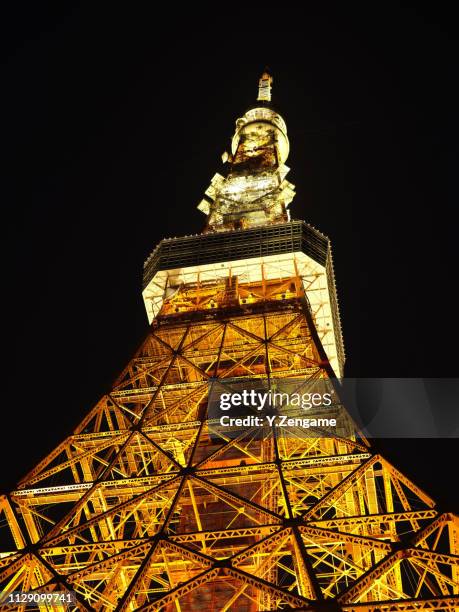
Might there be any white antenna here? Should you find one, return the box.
[257,71,272,102]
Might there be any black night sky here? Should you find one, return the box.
[2,6,458,509]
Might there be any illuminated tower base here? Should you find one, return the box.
[0,73,458,611]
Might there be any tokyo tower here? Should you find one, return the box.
[1,72,458,611]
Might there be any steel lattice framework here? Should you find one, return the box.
[0,72,458,611]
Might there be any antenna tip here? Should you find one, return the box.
[257,71,273,102]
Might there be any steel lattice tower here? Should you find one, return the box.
[1,73,458,611]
